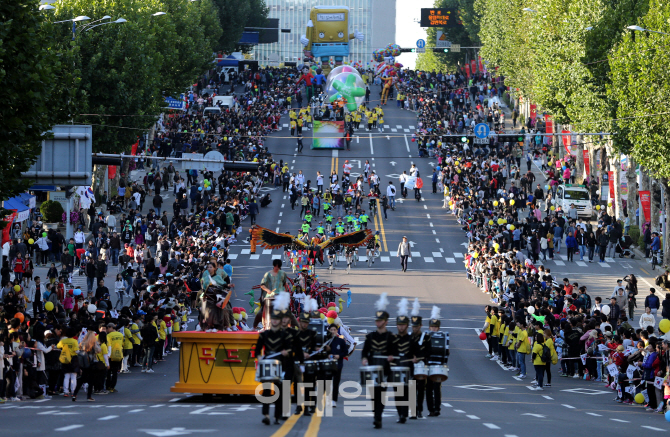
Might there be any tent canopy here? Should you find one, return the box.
[217,55,239,67]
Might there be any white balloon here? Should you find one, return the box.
[601,305,610,315]
[88,304,97,314]
[500,197,505,203]
[527,306,535,314]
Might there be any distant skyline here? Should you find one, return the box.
[395,0,435,69]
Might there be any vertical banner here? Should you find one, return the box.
[583,150,590,178]
[1,211,17,245]
[530,104,537,123]
[470,60,477,75]
[131,140,139,156]
[608,170,615,199]
[639,190,651,224]
[545,114,553,134]
[561,129,571,155]
[465,64,470,77]
[108,165,117,179]
[478,56,484,74]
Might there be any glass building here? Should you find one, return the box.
[253,0,396,66]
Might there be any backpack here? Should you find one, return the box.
[110,340,124,362]
[78,351,93,369]
[59,346,72,364]
[541,343,552,364]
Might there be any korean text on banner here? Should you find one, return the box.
[608,171,615,199]
[583,150,590,177]
[530,104,537,122]
[545,114,554,134]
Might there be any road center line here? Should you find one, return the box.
[404,134,410,152]
[369,134,374,155]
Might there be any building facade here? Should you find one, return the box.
[254,0,396,66]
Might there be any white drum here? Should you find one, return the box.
[428,364,449,382]
[413,361,428,380]
[388,366,410,386]
[360,365,384,387]
[256,359,282,383]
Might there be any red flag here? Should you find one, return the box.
[608,171,615,199]
[131,140,139,156]
[583,150,590,177]
[639,190,651,224]
[470,60,477,74]
[545,114,553,134]
[530,104,537,121]
[108,165,117,179]
[1,211,17,245]
[478,56,483,73]
[465,64,470,77]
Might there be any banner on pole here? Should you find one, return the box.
[639,190,651,224]
[583,150,590,178]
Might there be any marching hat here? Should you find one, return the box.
[411,298,422,326]
[375,293,390,321]
[299,311,311,322]
[429,305,441,328]
[396,297,409,325]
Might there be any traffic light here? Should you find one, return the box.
[444,49,449,52]
[411,48,416,53]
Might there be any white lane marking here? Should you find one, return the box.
[241,249,251,255]
[542,396,553,400]
[432,252,442,257]
[281,204,285,208]
[442,403,452,407]
[279,212,283,217]
[436,239,440,243]
[404,134,410,152]
[150,404,165,408]
[445,258,456,263]
[276,227,280,232]
[424,205,428,209]
[483,424,501,429]
[277,220,281,224]
[250,255,260,260]
[426,214,431,219]
[228,254,238,259]
[611,419,629,423]
[562,404,575,409]
[424,257,434,263]
[554,260,565,266]
[585,412,601,417]
[454,409,466,413]
[98,415,119,420]
[369,134,374,155]
[356,136,359,143]
[292,160,295,164]
[466,415,480,420]
[332,149,339,158]
[429,223,434,227]
[283,196,286,200]
[129,409,145,413]
[262,249,272,255]
[432,230,436,234]
[55,425,84,431]
[453,252,463,257]
[642,426,667,431]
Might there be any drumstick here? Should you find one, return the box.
[308,338,334,357]
[373,355,400,359]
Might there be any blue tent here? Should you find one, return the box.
[3,198,28,212]
[217,56,240,67]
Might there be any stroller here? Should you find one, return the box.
[260,193,272,207]
[615,235,635,258]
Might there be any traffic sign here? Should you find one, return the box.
[416,39,426,48]
[416,48,425,53]
[436,31,452,48]
[451,44,461,52]
[474,123,490,139]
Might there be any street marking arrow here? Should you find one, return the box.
[390,161,397,167]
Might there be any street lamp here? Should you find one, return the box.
[626,25,670,35]
[53,15,91,24]
[83,18,127,32]
[152,12,167,16]
[79,15,111,30]
[39,4,55,11]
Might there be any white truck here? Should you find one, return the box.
[555,184,594,218]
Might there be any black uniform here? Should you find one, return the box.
[361,330,396,426]
[282,325,298,406]
[410,330,430,418]
[255,328,291,421]
[393,332,413,421]
[295,326,317,413]
[426,329,449,416]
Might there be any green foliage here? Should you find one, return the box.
[50,0,223,154]
[610,0,670,179]
[0,0,74,205]
[628,224,640,244]
[40,200,65,223]
[422,0,480,71]
[212,0,268,53]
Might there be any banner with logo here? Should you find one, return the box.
[108,165,117,179]
[470,60,477,75]
[545,114,553,134]
[639,190,651,224]
[583,150,590,178]
[464,64,470,77]
[608,171,614,199]
[530,104,537,122]
[478,56,484,74]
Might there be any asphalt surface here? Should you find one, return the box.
[12,87,670,436]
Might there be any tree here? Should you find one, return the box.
[609,0,670,264]
[0,0,75,224]
[212,0,268,53]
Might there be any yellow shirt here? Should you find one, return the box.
[107,331,124,352]
[123,327,133,349]
[131,323,140,345]
[173,320,180,333]
[517,329,531,354]
[298,118,304,127]
[509,326,519,350]
[501,325,509,345]
[57,337,79,356]
[97,343,108,364]
[484,316,491,334]
[290,120,297,128]
[532,342,546,365]
[159,320,167,340]
[490,315,499,337]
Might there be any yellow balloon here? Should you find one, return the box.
[550,206,555,211]
[28,239,34,245]
[634,393,645,404]
[14,285,20,292]
[455,161,460,166]
[493,201,499,206]
[659,319,670,334]
[510,200,515,206]
[489,220,494,225]
[497,219,504,225]
[607,202,612,207]
[596,205,601,210]
[457,169,461,173]
[510,225,516,231]
[45,301,54,312]
[473,252,479,259]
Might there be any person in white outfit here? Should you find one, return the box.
[639,306,656,330]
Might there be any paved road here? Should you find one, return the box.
[13,92,670,436]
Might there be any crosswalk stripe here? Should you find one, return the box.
[445,258,456,263]
[424,257,434,263]
[250,255,260,260]
[575,261,587,267]
[432,252,442,257]
[391,128,397,132]
[241,249,251,255]
[380,256,390,262]
[554,260,565,266]
[404,129,410,132]
[228,254,238,260]
[453,252,463,258]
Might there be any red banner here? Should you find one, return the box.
[465,64,470,77]
[530,104,537,121]
[470,60,477,75]
[131,140,139,156]
[608,171,614,199]
[108,165,117,179]
[561,130,571,154]
[478,56,484,74]
[1,211,17,246]
[545,114,553,134]
[639,190,651,224]
[583,150,590,177]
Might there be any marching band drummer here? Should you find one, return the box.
[409,298,429,420]
[361,293,396,429]
[426,306,446,417]
[254,299,292,425]
[324,323,348,408]
[295,303,317,416]
[393,298,412,424]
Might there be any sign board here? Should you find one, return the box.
[436,31,452,48]
[451,44,460,52]
[416,48,426,53]
[202,151,225,172]
[180,153,204,171]
[48,191,69,213]
[22,125,93,186]
[165,95,185,111]
[474,123,490,139]
[416,39,426,48]
[420,8,461,27]
[473,138,489,145]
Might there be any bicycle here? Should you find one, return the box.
[369,201,377,218]
[651,250,661,270]
[345,249,357,274]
